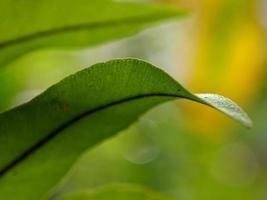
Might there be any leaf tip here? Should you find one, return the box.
[195,93,253,129]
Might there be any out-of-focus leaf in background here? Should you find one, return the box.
[59,183,175,200]
[0,0,185,68]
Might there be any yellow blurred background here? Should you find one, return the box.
[160,0,266,138]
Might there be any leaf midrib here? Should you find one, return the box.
[0,93,181,177]
[0,13,177,49]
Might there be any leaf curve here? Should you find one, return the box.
[0,58,251,199]
[58,183,175,200]
[0,0,185,67]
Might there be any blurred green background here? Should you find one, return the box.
[0,0,267,199]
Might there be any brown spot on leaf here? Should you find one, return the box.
[56,102,70,112]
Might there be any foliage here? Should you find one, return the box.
[0,0,252,199]
[59,183,175,200]
[0,0,184,67]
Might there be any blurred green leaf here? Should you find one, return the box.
[0,0,185,67]
[59,183,175,200]
[0,58,251,199]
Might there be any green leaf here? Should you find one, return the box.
[0,58,252,200]
[0,0,185,67]
[59,183,175,200]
